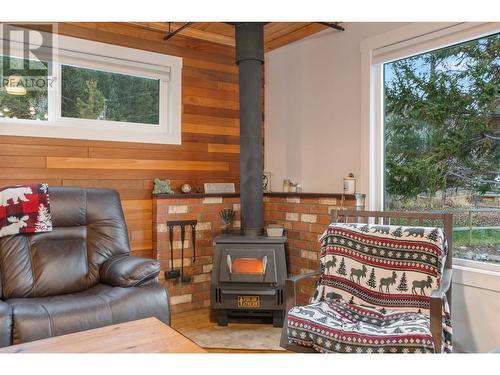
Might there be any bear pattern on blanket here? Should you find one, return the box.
[0,187,33,207]
[0,183,52,238]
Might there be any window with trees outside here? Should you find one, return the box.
[61,65,160,125]
[383,32,499,264]
[0,31,182,144]
[1,58,161,125]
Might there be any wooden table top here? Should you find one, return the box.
[0,317,206,353]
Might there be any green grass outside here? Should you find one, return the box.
[453,228,500,247]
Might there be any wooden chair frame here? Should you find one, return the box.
[280,209,453,353]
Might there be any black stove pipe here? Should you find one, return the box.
[234,23,265,237]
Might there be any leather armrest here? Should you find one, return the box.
[100,254,161,287]
[0,300,12,348]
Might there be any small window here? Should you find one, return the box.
[1,55,48,121]
[61,65,160,125]
[0,27,182,144]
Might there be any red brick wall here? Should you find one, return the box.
[153,194,358,313]
[153,196,240,314]
[263,195,357,304]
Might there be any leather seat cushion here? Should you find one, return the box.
[287,300,435,353]
[6,283,170,345]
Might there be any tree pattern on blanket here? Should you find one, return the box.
[397,272,409,293]
[290,223,452,353]
[313,223,446,309]
[366,268,376,289]
[336,257,347,276]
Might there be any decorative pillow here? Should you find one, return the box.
[0,183,52,238]
[313,223,447,312]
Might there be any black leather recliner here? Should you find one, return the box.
[0,187,170,347]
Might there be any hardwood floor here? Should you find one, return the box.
[203,347,287,354]
[171,308,288,353]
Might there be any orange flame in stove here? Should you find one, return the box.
[232,258,264,274]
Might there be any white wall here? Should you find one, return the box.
[264,22,407,193]
[452,263,500,353]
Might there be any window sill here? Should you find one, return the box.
[452,259,500,292]
[453,258,500,273]
[0,119,181,145]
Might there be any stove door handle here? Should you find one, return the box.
[262,256,268,274]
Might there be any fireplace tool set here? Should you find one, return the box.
[165,220,197,283]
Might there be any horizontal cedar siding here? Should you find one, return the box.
[0,22,241,256]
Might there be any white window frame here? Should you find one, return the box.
[0,29,182,145]
[360,22,500,272]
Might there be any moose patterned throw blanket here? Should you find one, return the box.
[287,223,452,353]
[0,184,52,238]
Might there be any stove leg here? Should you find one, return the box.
[273,310,284,327]
[217,310,229,326]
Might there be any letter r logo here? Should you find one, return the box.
[0,23,55,72]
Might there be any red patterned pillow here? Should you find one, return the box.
[313,223,447,312]
[0,184,52,238]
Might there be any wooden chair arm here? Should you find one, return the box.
[284,271,321,312]
[280,271,321,351]
[430,268,452,353]
[286,271,322,283]
[430,268,452,300]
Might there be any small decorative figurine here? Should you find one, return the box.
[283,179,291,193]
[262,172,271,192]
[181,183,192,194]
[152,178,174,195]
[343,173,356,194]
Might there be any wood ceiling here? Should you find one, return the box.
[126,22,341,51]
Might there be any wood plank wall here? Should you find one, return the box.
[0,23,241,258]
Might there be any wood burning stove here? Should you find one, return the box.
[211,23,287,327]
[211,234,287,326]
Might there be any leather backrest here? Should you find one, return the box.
[0,187,130,298]
[314,223,447,313]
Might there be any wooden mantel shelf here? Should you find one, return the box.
[265,192,365,199]
[153,192,365,199]
[153,192,240,199]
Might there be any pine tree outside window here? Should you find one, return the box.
[61,65,160,125]
[383,32,499,265]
